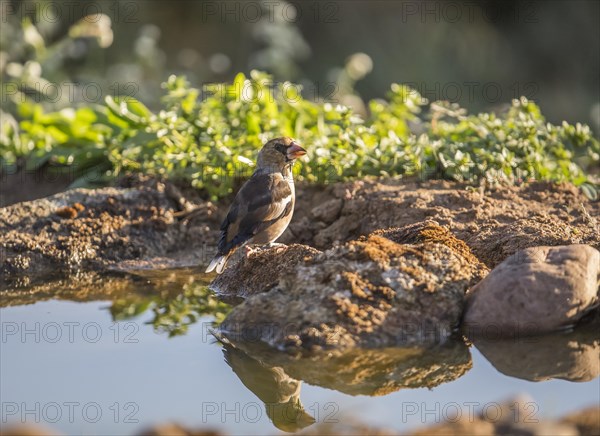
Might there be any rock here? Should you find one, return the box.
[409,418,495,436]
[301,421,399,435]
[5,177,599,289]
[208,244,321,299]
[310,198,343,224]
[408,396,596,436]
[495,421,579,436]
[284,180,600,268]
[477,394,579,436]
[0,268,212,309]
[222,338,471,397]
[487,395,579,435]
[374,220,488,286]
[463,245,600,336]
[220,225,484,350]
[482,393,536,423]
[210,221,487,300]
[0,271,141,307]
[128,405,600,436]
[472,319,600,382]
[0,424,61,436]
[136,424,222,436]
[559,407,600,435]
[0,164,74,207]
[0,182,218,289]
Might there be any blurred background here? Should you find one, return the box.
[1,0,599,132]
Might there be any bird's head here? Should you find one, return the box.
[257,137,306,172]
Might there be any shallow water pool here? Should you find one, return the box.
[1,270,598,435]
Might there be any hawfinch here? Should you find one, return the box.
[206,137,307,274]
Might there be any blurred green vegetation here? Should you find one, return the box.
[1,2,599,199]
[2,69,599,198]
[4,0,598,126]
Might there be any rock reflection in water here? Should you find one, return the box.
[222,337,471,411]
[0,271,150,308]
[0,270,231,338]
[472,319,600,382]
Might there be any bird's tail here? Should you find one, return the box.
[205,253,232,274]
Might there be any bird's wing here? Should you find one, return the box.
[217,172,292,254]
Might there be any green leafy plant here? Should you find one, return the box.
[2,70,599,199]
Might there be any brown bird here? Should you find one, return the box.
[205,137,306,273]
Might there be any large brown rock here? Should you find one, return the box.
[463,245,600,336]
[220,224,485,350]
[282,180,600,268]
[374,221,488,288]
[0,181,218,289]
[411,394,584,436]
[559,407,600,436]
[208,244,321,299]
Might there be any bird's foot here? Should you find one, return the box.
[244,245,259,257]
[267,242,287,253]
[244,243,287,257]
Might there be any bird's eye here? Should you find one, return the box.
[274,143,287,154]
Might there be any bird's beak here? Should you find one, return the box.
[287,142,306,160]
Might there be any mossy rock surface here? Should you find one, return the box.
[220,225,484,350]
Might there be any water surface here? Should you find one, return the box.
[1,270,598,435]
